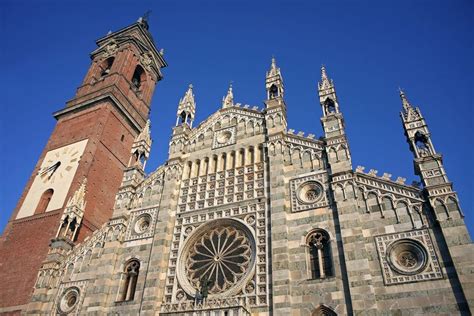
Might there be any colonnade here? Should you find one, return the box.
[183,146,264,179]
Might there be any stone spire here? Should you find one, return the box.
[176,84,196,127]
[318,65,333,90]
[399,88,413,113]
[267,57,280,77]
[135,119,152,145]
[222,83,234,108]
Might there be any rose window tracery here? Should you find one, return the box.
[297,181,323,204]
[58,287,80,314]
[177,218,256,298]
[186,226,251,294]
[387,239,428,275]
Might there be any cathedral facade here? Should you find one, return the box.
[1,18,473,315]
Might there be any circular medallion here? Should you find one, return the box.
[296,181,323,204]
[134,214,152,235]
[386,239,428,275]
[216,131,232,144]
[177,218,255,298]
[58,287,80,314]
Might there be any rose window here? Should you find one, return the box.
[387,239,428,275]
[58,287,80,314]
[297,181,323,204]
[216,131,232,144]
[134,214,152,235]
[186,226,251,294]
[177,219,256,297]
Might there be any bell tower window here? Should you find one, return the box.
[269,84,279,99]
[35,189,54,214]
[100,57,114,77]
[131,65,145,91]
[414,131,428,150]
[325,98,336,114]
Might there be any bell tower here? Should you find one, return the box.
[0,17,167,314]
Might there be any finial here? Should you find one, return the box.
[321,65,328,80]
[222,82,234,108]
[399,87,412,112]
[138,10,151,29]
[66,178,87,209]
[271,56,276,69]
[189,83,193,89]
[143,10,152,21]
[318,64,333,90]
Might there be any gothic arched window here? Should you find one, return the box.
[324,98,336,114]
[35,189,54,214]
[414,131,429,153]
[307,229,333,279]
[100,57,114,77]
[131,65,145,90]
[120,259,140,301]
[269,84,279,99]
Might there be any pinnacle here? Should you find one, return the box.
[399,88,412,111]
[321,65,328,80]
[222,82,234,108]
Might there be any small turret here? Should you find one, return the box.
[129,119,152,170]
[318,66,340,116]
[265,57,284,100]
[176,84,196,127]
[55,178,87,242]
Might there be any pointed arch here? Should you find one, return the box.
[446,196,459,213]
[382,196,399,223]
[366,192,380,213]
[337,144,348,161]
[434,199,450,220]
[268,115,275,128]
[328,147,337,162]
[334,184,345,200]
[324,98,336,115]
[396,201,410,223]
[412,205,424,228]
[344,182,355,199]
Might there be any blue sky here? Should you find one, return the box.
[0,0,472,235]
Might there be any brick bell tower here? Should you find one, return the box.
[0,17,166,314]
